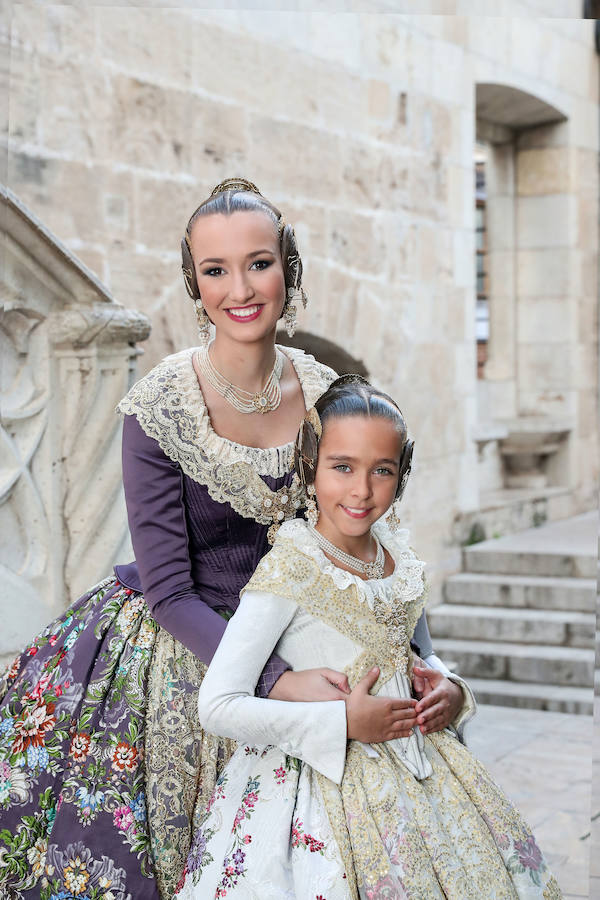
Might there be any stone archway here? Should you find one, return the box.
[473,83,576,496]
[276,329,369,378]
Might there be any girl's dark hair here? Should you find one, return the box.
[181,187,302,300]
[294,375,414,501]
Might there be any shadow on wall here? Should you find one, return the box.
[276,329,369,378]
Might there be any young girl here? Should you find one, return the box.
[176,376,561,900]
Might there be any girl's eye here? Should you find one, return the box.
[250,259,272,271]
[334,464,351,473]
[374,467,394,476]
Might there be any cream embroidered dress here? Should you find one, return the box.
[176,519,562,900]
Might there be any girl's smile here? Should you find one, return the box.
[313,416,403,561]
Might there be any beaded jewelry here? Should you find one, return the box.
[197,343,285,414]
[309,525,386,580]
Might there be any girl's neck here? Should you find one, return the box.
[209,329,278,392]
[314,520,377,561]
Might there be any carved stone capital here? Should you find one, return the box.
[49,304,151,348]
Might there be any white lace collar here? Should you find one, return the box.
[117,345,336,479]
[276,518,425,608]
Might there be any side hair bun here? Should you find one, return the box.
[294,414,321,487]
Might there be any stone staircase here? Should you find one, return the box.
[429,512,597,715]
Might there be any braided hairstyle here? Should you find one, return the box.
[294,375,414,502]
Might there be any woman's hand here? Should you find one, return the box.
[346,667,417,742]
[411,656,433,699]
[268,668,351,702]
[413,666,463,735]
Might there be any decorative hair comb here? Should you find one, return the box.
[210,177,261,197]
[304,407,322,438]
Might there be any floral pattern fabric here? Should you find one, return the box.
[0,578,233,900]
[176,747,349,900]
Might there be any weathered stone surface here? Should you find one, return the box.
[444,572,596,612]
[516,147,573,196]
[429,604,594,647]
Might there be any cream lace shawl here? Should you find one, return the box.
[117,346,336,531]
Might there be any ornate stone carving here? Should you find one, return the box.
[0,185,150,662]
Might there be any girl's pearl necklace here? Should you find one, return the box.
[197,343,284,414]
[309,526,385,579]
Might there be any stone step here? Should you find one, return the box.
[444,572,596,613]
[434,638,594,687]
[466,678,593,715]
[429,604,594,648]
[461,512,597,578]
[463,544,595,578]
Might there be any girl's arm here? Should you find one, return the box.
[197,589,348,785]
[121,413,289,696]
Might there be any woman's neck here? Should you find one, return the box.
[209,330,278,392]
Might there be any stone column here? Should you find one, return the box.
[1,186,150,663]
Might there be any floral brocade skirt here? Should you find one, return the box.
[0,577,235,900]
[176,734,563,900]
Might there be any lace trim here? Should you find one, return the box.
[275,519,425,611]
[116,346,336,529]
[244,525,427,676]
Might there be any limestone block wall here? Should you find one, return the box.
[3,4,597,600]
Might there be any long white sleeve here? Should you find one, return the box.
[197,589,348,785]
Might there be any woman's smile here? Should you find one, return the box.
[225,304,264,322]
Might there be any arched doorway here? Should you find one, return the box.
[276,329,369,378]
[473,83,573,497]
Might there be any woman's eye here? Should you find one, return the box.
[203,266,224,277]
[250,259,272,271]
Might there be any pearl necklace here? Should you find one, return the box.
[309,526,385,579]
[197,344,284,414]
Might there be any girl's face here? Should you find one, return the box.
[313,416,402,543]
[189,210,286,343]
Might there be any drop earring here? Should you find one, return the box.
[283,293,298,337]
[195,298,211,345]
[305,483,319,528]
[386,501,402,533]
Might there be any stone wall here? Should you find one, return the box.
[3,3,597,600]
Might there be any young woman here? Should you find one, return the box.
[0,181,456,900]
[176,377,561,900]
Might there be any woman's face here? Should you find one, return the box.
[313,415,402,545]
[189,210,286,343]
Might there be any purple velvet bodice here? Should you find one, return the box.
[116,413,291,696]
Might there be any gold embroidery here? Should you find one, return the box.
[144,629,236,899]
[244,526,426,678]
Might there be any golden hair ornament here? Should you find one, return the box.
[210,177,261,197]
[304,407,322,438]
